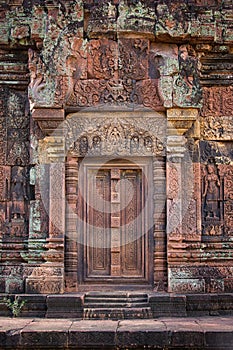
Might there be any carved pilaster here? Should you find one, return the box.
[167,135,185,240]
[166,108,200,292]
[65,156,79,292]
[153,156,167,291]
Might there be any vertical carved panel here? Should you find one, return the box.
[200,141,233,239]
[49,163,65,238]
[167,162,182,238]
[121,170,143,277]
[0,166,10,201]
[87,169,111,276]
[218,164,233,237]
[0,87,6,165]
[6,90,29,166]
[110,168,121,276]
[182,162,202,242]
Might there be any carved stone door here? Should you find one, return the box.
[79,160,152,286]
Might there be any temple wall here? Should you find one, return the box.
[0,0,232,294]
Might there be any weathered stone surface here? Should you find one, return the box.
[116,319,168,347]
[117,0,156,35]
[21,319,72,348]
[0,316,233,349]
[0,0,232,297]
[69,320,118,347]
[46,294,83,318]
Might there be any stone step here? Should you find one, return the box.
[84,302,149,308]
[83,307,153,320]
[83,292,151,319]
[84,296,148,303]
[85,292,148,298]
[85,292,148,303]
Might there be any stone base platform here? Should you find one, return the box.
[0,316,233,349]
[1,293,233,319]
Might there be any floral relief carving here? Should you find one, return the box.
[201,115,233,140]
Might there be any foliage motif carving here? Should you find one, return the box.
[201,115,233,140]
[201,86,233,117]
[218,164,233,236]
[167,165,179,200]
[26,279,63,294]
[6,91,29,166]
[67,78,144,107]
[167,164,182,238]
[135,79,164,110]
[0,166,10,201]
[182,199,197,237]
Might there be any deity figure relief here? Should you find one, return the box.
[79,136,88,156]
[144,136,153,152]
[130,135,139,154]
[109,127,120,146]
[92,136,101,153]
[11,166,28,219]
[203,164,220,220]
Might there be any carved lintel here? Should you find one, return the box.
[65,113,166,158]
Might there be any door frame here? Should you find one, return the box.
[77,157,154,288]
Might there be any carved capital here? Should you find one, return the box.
[39,136,65,164]
[32,108,65,136]
[167,135,186,161]
[167,108,199,137]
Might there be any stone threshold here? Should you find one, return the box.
[0,316,233,349]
